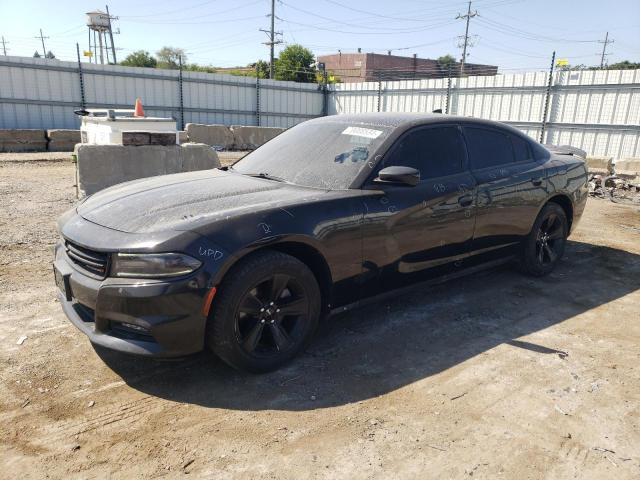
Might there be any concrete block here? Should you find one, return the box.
[586,156,614,174]
[185,123,234,149]
[122,131,151,146]
[178,130,188,144]
[614,159,640,178]
[75,143,220,197]
[230,126,284,150]
[181,143,222,171]
[122,131,177,146]
[0,129,47,152]
[149,132,177,146]
[47,129,81,143]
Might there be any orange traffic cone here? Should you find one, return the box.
[133,98,145,117]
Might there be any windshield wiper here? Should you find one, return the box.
[242,172,287,183]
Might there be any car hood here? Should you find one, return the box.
[77,169,321,233]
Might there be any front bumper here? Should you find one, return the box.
[54,242,211,357]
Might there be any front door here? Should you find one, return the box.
[360,124,477,298]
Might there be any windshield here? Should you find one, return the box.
[232,120,393,189]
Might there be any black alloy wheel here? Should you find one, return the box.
[207,250,321,373]
[519,202,568,276]
[535,211,565,266]
[236,274,309,357]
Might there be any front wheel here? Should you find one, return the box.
[207,250,321,373]
[518,202,568,276]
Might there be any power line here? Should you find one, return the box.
[281,17,457,36]
[320,0,458,23]
[476,16,600,43]
[280,0,455,33]
[598,31,614,68]
[456,1,478,74]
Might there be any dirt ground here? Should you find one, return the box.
[1,158,639,479]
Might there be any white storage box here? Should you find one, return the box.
[79,109,178,145]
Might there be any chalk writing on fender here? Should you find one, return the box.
[198,247,223,260]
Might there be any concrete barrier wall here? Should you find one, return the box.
[230,126,284,150]
[0,129,47,152]
[185,124,285,150]
[0,125,286,152]
[185,123,234,149]
[586,156,613,173]
[75,143,220,197]
[47,129,81,152]
[615,159,640,178]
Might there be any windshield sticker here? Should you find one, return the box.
[341,126,383,139]
[334,146,369,164]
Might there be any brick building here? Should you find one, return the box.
[318,51,497,83]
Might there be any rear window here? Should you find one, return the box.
[511,135,533,162]
[464,127,515,169]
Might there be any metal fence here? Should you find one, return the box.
[329,68,640,160]
[0,55,324,130]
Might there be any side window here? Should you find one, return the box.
[383,126,465,179]
[464,127,515,169]
[511,135,533,162]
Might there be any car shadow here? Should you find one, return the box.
[95,240,640,411]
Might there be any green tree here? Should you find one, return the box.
[121,50,157,68]
[274,44,316,83]
[184,63,217,73]
[251,60,270,79]
[156,47,186,69]
[607,60,640,70]
[45,51,56,59]
[437,54,456,68]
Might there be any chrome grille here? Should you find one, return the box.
[65,241,109,278]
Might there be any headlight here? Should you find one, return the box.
[111,253,202,278]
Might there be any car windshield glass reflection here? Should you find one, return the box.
[232,121,392,189]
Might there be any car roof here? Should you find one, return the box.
[304,112,533,142]
[307,112,519,132]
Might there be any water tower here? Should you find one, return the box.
[86,7,117,64]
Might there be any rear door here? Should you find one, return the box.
[462,125,548,256]
[360,124,477,297]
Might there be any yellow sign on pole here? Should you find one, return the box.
[83,50,93,57]
[556,59,569,66]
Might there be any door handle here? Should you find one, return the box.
[531,178,543,186]
[458,195,473,207]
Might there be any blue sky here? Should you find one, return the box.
[1,0,639,71]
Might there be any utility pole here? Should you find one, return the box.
[35,28,49,57]
[106,5,117,63]
[456,1,478,75]
[260,0,282,79]
[1,36,8,56]
[598,31,614,68]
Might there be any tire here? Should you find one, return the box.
[207,250,321,373]
[518,202,568,276]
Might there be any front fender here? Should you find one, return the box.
[206,233,328,289]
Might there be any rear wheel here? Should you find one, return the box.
[207,250,321,373]
[518,202,568,276]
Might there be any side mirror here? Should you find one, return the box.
[375,166,420,186]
